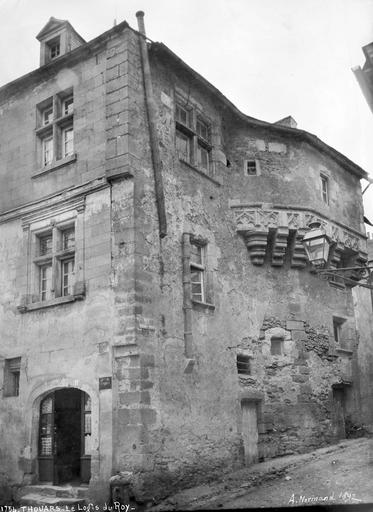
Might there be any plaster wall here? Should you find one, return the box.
[0,187,115,502]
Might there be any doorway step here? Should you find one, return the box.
[15,484,88,507]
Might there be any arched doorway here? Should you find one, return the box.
[38,388,91,485]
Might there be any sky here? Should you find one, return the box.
[1,0,373,230]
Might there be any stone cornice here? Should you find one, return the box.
[0,177,110,225]
[231,203,368,274]
[231,203,367,252]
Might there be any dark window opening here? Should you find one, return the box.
[48,38,61,60]
[3,357,21,397]
[246,160,257,175]
[237,354,251,375]
[333,317,346,344]
[270,337,283,355]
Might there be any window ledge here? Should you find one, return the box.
[179,159,221,186]
[32,153,77,178]
[192,300,215,311]
[17,293,85,313]
[329,280,346,290]
[335,347,353,356]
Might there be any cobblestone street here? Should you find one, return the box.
[151,438,373,510]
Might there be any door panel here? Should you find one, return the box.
[54,388,81,484]
[38,393,55,482]
[241,401,259,465]
[333,387,346,440]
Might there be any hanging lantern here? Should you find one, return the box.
[302,222,331,268]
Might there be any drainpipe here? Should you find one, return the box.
[136,11,167,238]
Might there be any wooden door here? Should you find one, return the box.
[333,387,346,439]
[54,388,81,484]
[241,401,259,465]
[38,389,88,484]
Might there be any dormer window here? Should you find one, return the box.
[48,37,61,60]
[36,17,86,67]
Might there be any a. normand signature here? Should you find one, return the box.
[289,491,362,506]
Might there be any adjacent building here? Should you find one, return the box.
[0,13,372,505]
[353,41,373,113]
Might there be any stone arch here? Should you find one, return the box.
[23,377,99,485]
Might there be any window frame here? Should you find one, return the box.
[333,317,346,344]
[190,242,206,303]
[3,357,21,398]
[175,99,212,174]
[237,354,251,375]
[42,136,54,167]
[36,90,75,171]
[270,337,284,356]
[320,174,329,204]
[47,37,61,60]
[62,125,74,158]
[246,160,257,176]
[34,222,76,303]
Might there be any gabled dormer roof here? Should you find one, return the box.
[36,17,86,67]
[36,17,85,44]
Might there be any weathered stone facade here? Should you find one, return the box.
[0,14,372,505]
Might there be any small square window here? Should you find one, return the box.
[237,354,251,375]
[271,337,283,355]
[246,160,257,175]
[3,358,21,397]
[321,174,329,204]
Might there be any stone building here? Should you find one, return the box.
[0,13,372,505]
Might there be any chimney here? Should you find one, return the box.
[274,116,298,129]
[136,11,146,36]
